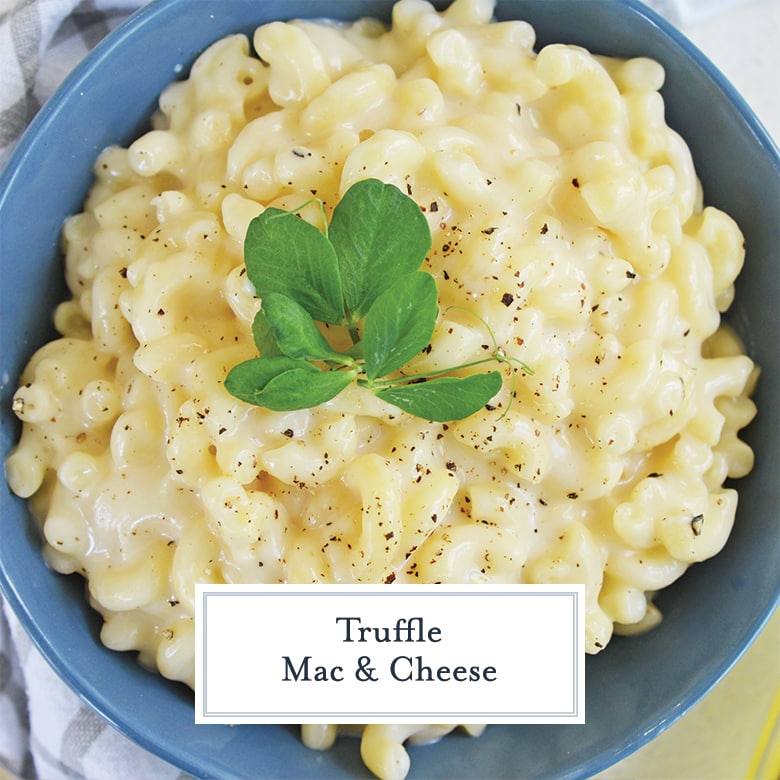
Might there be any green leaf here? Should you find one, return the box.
[226,180,527,423]
[262,293,353,364]
[252,309,284,357]
[225,356,353,411]
[329,178,431,319]
[375,371,503,422]
[224,356,318,404]
[251,367,355,411]
[362,271,438,381]
[346,341,364,360]
[245,208,345,324]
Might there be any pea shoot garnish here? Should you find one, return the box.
[225,178,529,422]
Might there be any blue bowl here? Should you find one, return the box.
[1,1,778,778]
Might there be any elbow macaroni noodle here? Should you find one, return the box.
[5,0,757,776]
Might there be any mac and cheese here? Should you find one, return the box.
[6,0,757,777]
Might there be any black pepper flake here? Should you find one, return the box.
[567,492,579,499]
[626,270,637,279]
[647,472,663,478]
[690,514,704,536]
[430,201,439,212]
[571,177,580,188]
[282,428,294,438]
[482,226,497,235]
[445,460,457,471]
[540,223,549,235]
[501,292,514,306]
[384,572,396,584]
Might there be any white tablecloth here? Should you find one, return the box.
[0,1,776,778]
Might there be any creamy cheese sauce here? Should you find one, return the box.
[6,0,756,777]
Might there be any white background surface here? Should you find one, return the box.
[680,0,778,142]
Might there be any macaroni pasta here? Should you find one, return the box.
[5,0,757,777]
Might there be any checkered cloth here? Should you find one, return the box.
[0,0,751,778]
[1,0,142,168]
